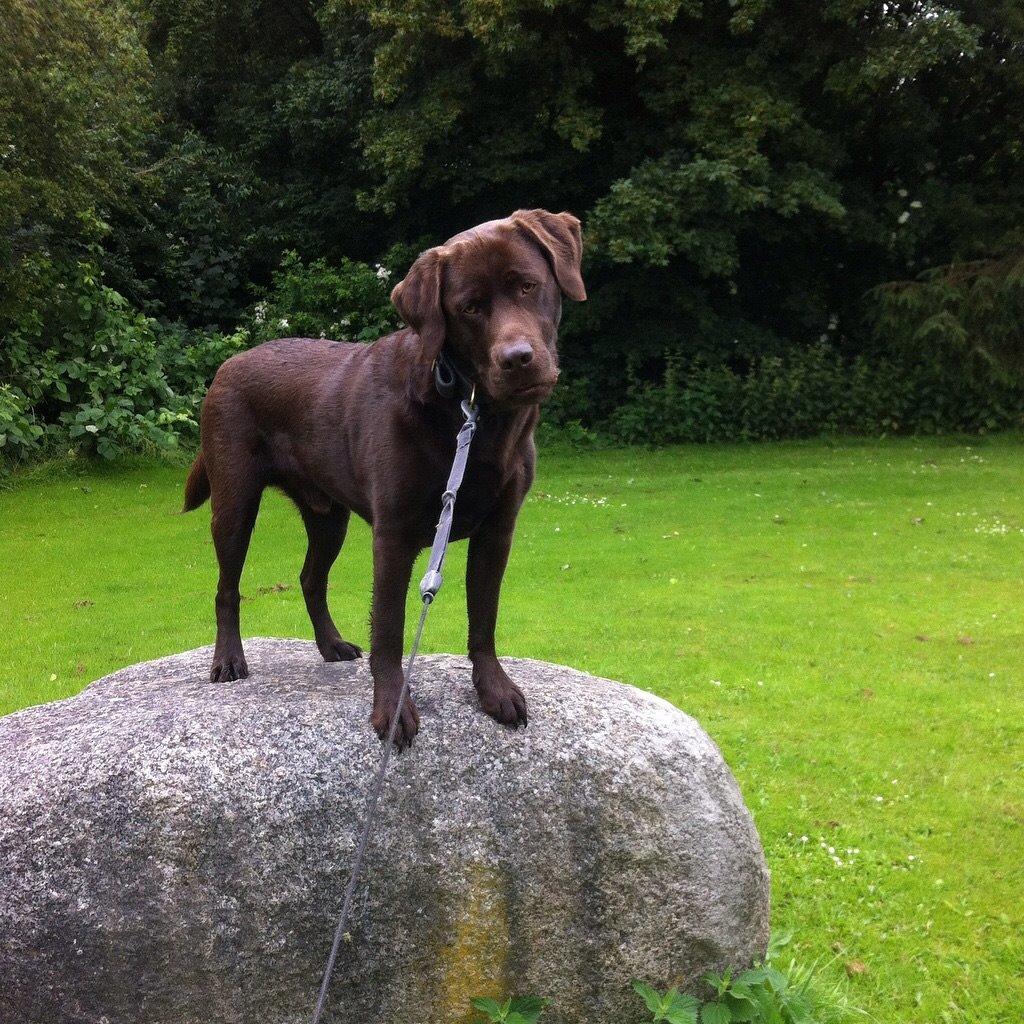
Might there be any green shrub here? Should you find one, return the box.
[0,383,44,461]
[105,131,263,329]
[469,933,859,1024]
[470,996,546,1024]
[598,343,1024,445]
[0,253,250,461]
[247,249,401,343]
[868,252,1024,384]
[633,933,859,1024]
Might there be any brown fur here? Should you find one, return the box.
[183,209,586,746]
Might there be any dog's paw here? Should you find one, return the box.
[210,651,248,683]
[475,672,528,729]
[371,695,420,750]
[318,636,362,662]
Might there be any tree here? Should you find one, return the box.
[0,0,152,317]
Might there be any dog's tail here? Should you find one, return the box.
[182,450,211,512]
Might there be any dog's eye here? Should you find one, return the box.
[521,282,537,294]
[462,303,479,316]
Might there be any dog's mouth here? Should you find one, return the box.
[505,378,558,404]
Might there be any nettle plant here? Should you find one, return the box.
[631,961,818,1024]
[470,995,547,1024]
[470,934,852,1024]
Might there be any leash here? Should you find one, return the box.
[311,391,479,1023]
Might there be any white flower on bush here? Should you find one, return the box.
[375,264,391,281]
[278,317,290,330]
[897,211,911,224]
[253,301,267,324]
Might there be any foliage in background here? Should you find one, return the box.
[0,249,251,463]
[4,0,1024,461]
[104,131,265,328]
[245,243,421,343]
[0,0,151,319]
[595,343,1024,446]
[868,251,1024,383]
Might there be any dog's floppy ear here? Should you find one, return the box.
[512,209,586,302]
[391,247,447,363]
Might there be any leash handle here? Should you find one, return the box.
[420,400,478,600]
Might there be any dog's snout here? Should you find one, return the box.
[498,340,535,370]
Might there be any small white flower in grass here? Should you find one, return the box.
[800,835,809,843]
[874,795,885,803]
[711,679,722,686]
[898,211,911,224]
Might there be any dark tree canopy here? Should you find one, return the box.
[2,0,1023,458]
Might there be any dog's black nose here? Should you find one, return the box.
[499,341,535,370]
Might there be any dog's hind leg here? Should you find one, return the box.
[209,475,263,682]
[299,504,362,662]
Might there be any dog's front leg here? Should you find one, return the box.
[466,490,529,729]
[369,525,420,748]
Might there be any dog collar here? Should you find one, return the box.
[433,348,478,405]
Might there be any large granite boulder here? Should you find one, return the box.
[0,638,769,1024]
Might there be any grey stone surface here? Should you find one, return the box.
[0,638,769,1024]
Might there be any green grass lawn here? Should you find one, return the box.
[2,436,1022,1022]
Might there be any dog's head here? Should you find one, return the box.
[391,209,586,406]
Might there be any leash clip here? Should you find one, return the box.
[461,385,478,422]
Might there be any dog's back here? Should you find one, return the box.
[182,337,370,513]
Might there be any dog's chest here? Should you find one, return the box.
[450,457,507,529]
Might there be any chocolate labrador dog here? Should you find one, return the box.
[183,209,585,746]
